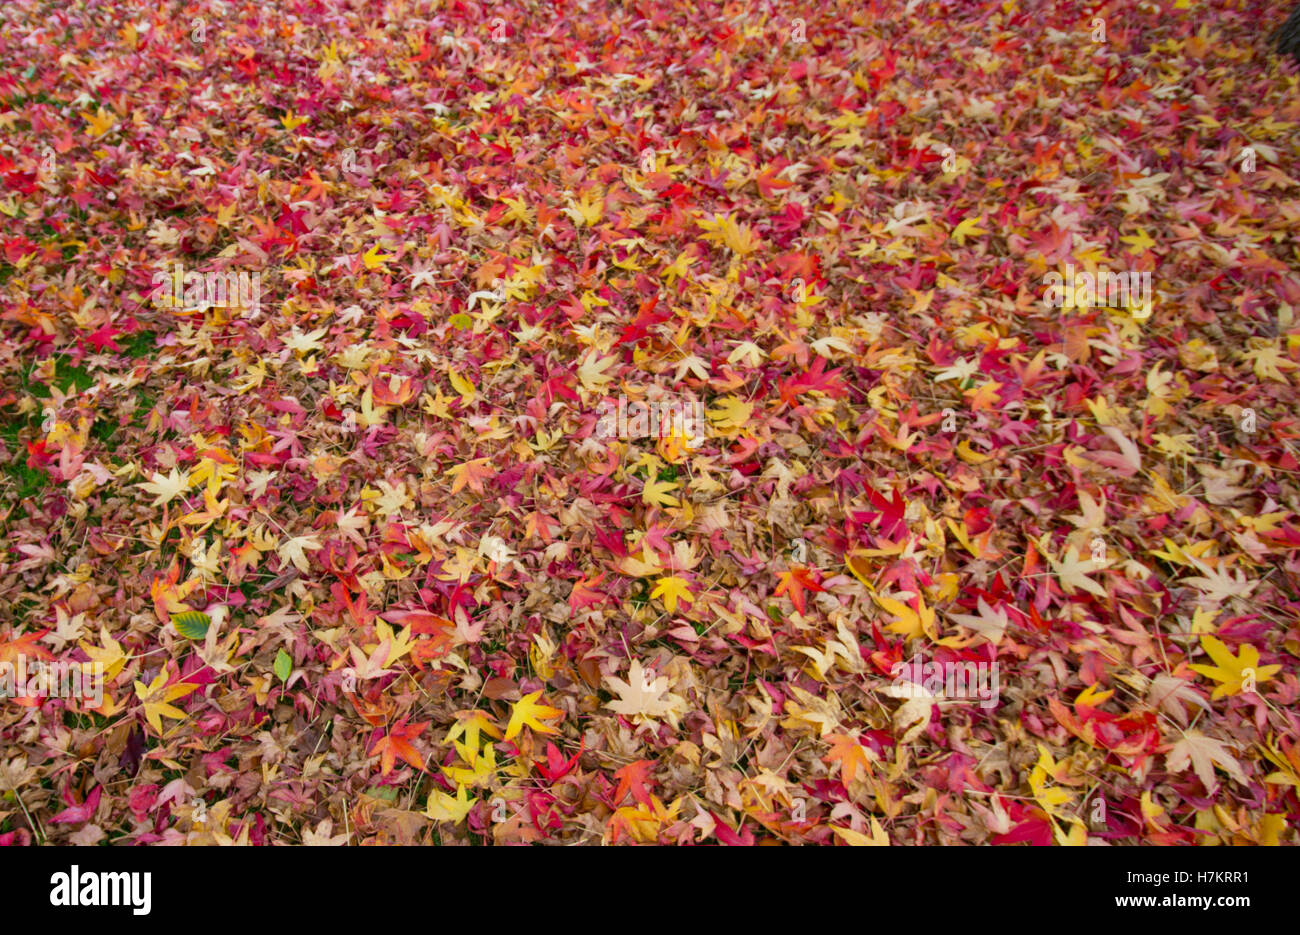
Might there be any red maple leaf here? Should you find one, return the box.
[537,740,585,783]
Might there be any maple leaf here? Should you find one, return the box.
[302,819,351,845]
[0,628,53,669]
[641,475,680,508]
[649,575,692,613]
[577,350,617,391]
[81,107,116,137]
[504,690,563,741]
[830,817,890,846]
[1050,545,1108,598]
[872,590,936,642]
[444,710,503,763]
[728,341,766,368]
[1064,489,1107,532]
[933,357,980,383]
[604,660,681,724]
[612,759,655,807]
[1188,635,1279,700]
[1120,228,1156,253]
[448,370,476,404]
[282,326,327,355]
[774,566,825,615]
[1181,564,1258,605]
[51,785,102,825]
[136,467,192,506]
[661,251,697,284]
[824,734,875,788]
[425,784,476,823]
[278,534,321,574]
[946,597,1011,645]
[792,643,836,680]
[446,458,493,495]
[368,479,411,516]
[371,374,421,407]
[1087,426,1142,476]
[441,740,498,788]
[1145,673,1208,727]
[949,214,987,245]
[361,243,394,271]
[1239,341,1296,382]
[569,573,609,615]
[1260,737,1300,789]
[79,625,127,681]
[698,212,761,256]
[706,396,752,432]
[537,740,585,782]
[564,188,604,227]
[132,671,198,735]
[1165,730,1248,792]
[372,620,415,667]
[369,718,429,775]
[344,640,398,684]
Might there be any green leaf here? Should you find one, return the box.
[274,648,292,683]
[173,610,210,640]
[449,313,472,330]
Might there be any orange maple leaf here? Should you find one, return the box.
[613,759,655,807]
[369,718,429,775]
[445,458,494,495]
[965,380,1003,412]
[0,629,53,667]
[774,566,825,615]
[370,374,422,406]
[825,734,874,788]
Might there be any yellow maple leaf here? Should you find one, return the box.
[873,592,936,642]
[950,215,987,245]
[372,620,415,667]
[706,396,753,432]
[661,251,697,284]
[698,213,761,256]
[831,817,890,845]
[361,243,394,271]
[650,575,693,613]
[448,370,476,404]
[79,626,127,681]
[1189,635,1280,700]
[442,742,497,787]
[1240,341,1296,383]
[641,475,680,509]
[565,189,604,227]
[504,690,563,741]
[425,784,477,823]
[136,467,192,507]
[1120,228,1156,254]
[445,711,503,763]
[132,671,198,735]
[81,107,116,138]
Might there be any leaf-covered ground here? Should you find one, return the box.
[1,0,1299,845]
